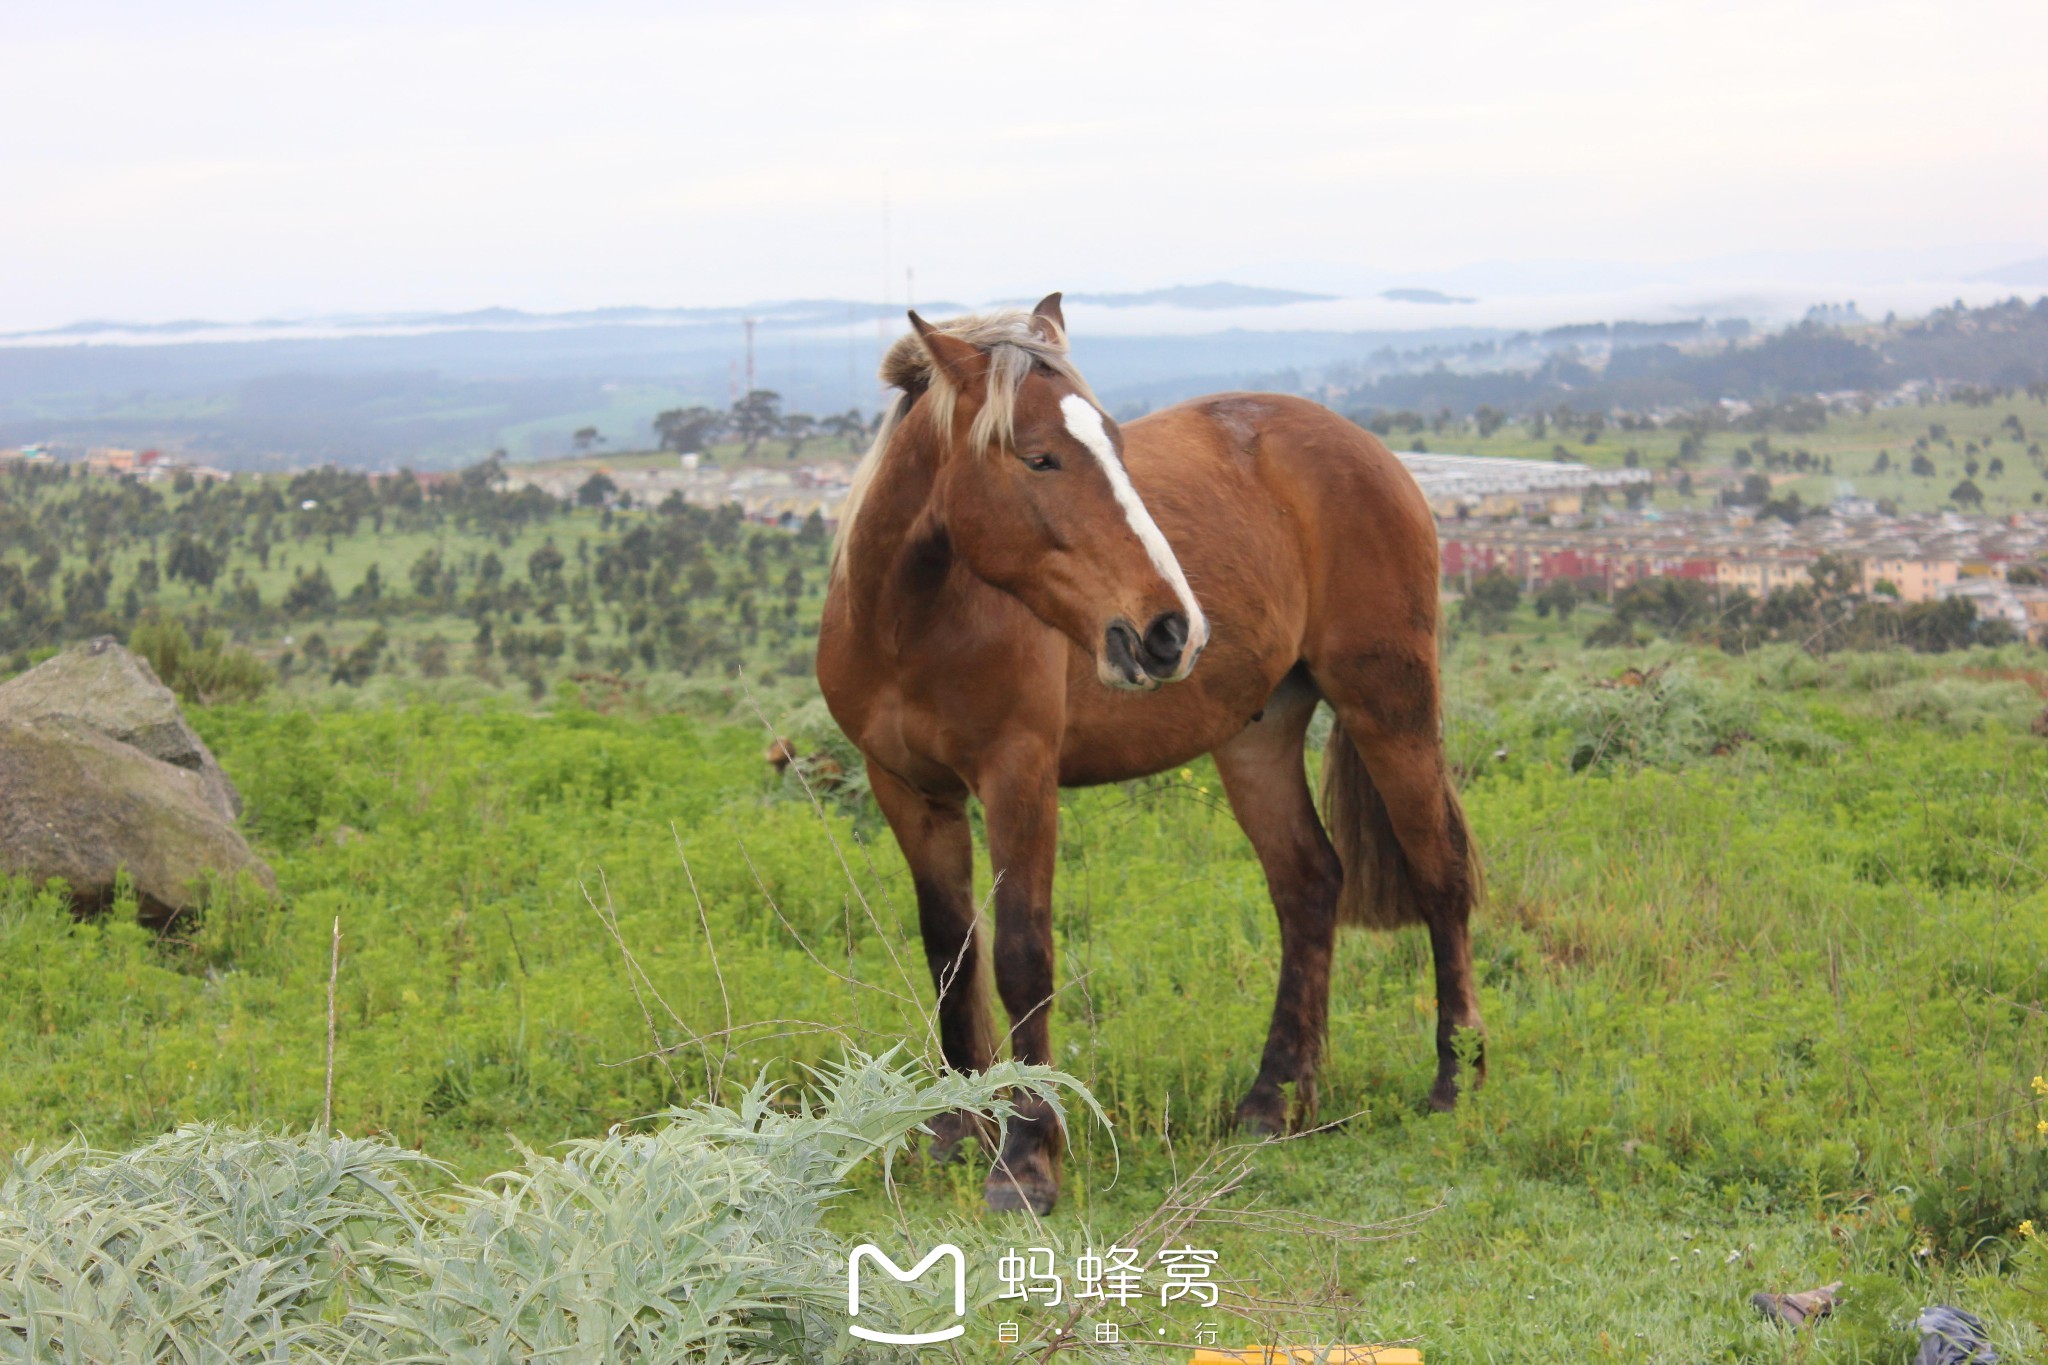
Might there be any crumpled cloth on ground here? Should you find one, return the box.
[1911,1306,1997,1365]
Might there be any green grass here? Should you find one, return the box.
[1402,397,2048,516]
[4,637,2046,1359]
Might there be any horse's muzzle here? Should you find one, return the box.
[1101,612,1192,689]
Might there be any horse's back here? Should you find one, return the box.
[1125,391,1440,644]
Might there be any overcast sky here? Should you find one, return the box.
[6,0,2045,330]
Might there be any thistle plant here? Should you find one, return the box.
[1,1052,1096,1363]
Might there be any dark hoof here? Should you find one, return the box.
[1427,1078,1460,1113]
[925,1110,994,1166]
[1233,1096,1288,1139]
[984,1155,1059,1215]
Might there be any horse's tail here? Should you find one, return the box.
[1321,726,1483,929]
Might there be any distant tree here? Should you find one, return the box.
[1758,491,1806,525]
[527,541,565,588]
[1602,576,1717,640]
[282,565,337,617]
[1899,597,1977,652]
[653,406,721,454]
[1949,478,1984,509]
[1987,456,2005,478]
[1810,552,1862,599]
[478,552,504,586]
[1676,471,1694,498]
[577,472,617,507]
[415,635,451,678]
[408,549,444,600]
[1871,578,1900,599]
[1534,578,1581,621]
[1473,404,1507,438]
[572,426,603,454]
[1871,449,1891,474]
[731,389,784,456]
[459,452,508,493]
[1458,571,1521,632]
[1910,452,1937,478]
[165,535,220,589]
[347,562,383,605]
[781,411,816,459]
[330,628,389,686]
[821,410,868,450]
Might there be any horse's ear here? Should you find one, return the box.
[909,311,989,389]
[1029,292,1066,344]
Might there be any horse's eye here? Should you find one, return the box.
[1020,452,1061,472]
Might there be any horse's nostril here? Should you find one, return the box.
[1103,619,1144,684]
[1139,612,1188,677]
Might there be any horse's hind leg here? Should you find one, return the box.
[1322,662,1486,1112]
[1213,669,1344,1136]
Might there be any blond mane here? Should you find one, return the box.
[832,308,1101,574]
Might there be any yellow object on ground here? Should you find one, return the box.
[1191,1349,1422,1364]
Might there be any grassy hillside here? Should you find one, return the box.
[1374,395,2048,516]
[4,635,2045,1359]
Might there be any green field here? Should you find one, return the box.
[5,443,2048,1358]
[1387,396,2048,517]
[5,627,2047,1359]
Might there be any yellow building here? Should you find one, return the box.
[1716,557,1816,596]
[1860,556,1958,603]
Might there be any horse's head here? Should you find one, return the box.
[904,294,1208,690]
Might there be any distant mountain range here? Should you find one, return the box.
[1023,283,1336,310]
[3,275,2042,472]
[1,283,1352,347]
[1974,256,2048,287]
[1381,288,1478,306]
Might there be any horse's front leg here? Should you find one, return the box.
[978,744,1065,1214]
[867,763,997,1163]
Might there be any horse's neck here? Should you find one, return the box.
[841,419,952,641]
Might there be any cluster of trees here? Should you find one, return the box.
[0,453,838,696]
[1458,554,2031,655]
[1343,296,2048,423]
[652,392,880,460]
[0,458,567,659]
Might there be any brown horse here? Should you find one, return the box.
[816,294,1483,1214]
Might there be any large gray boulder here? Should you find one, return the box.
[0,642,273,925]
[0,637,241,819]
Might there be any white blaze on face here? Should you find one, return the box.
[1058,393,1209,670]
